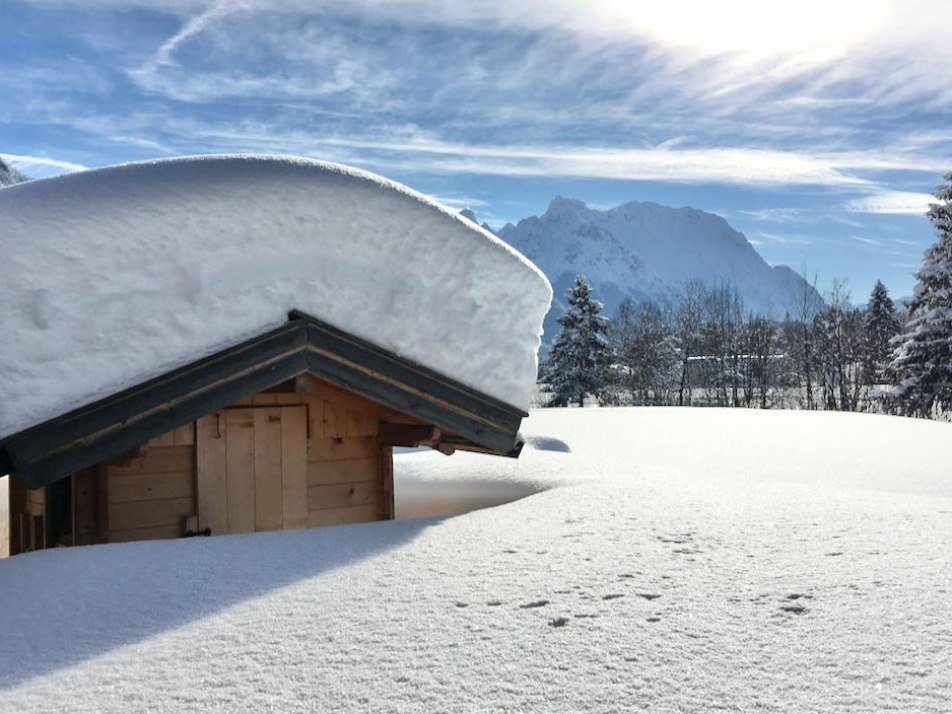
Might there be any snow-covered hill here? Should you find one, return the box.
[1,408,950,712]
[497,198,823,338]
[0,158,28,187]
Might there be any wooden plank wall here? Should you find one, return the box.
[72,376,416,546]
[105,424,196,543]
[72,466,103,546]
[233,379,401,528]
[195,405,309,534]
[7,476,46,553]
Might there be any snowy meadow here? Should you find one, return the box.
[1,407,950,712]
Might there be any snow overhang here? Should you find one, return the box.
[0,154,552,440]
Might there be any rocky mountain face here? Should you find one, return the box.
[494,197,823,341]
[0,158,29,187]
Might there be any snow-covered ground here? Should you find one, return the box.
[1,408,951,712]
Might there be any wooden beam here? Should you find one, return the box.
[105,445,148,467]
[9,320,308,465]
[8,475,24,556]
[1,310,526,489]
[11,351,308,489]
[377,423,441,447]
[380,446,394,520]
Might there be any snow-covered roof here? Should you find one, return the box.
[0,155,551,439]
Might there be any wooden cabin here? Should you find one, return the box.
[0,311,526,556]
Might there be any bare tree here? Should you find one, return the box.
[675,280,705,406]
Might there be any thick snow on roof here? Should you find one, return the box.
[0,155,551,437]
[1,408,951,711]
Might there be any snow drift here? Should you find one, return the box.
[0,408,950,711]
[0,155,552,437]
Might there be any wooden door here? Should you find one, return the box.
[196,406,308,536]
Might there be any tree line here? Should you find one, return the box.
[541,172,952,420]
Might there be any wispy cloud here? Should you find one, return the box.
[8,0,950,300]
[740,207,814,224]
[845,190,936,215]
[425,194,489,210]
[0,153,88,176]
[757,232,813,245]
[161,123,934,188]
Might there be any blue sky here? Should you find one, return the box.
[3,0,951,300]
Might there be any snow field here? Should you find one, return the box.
[0,155,551,438]
[0,408,950,712]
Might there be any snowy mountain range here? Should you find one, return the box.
[493,197,823,339]
[0,158,28,187]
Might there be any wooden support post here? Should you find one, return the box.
[380,446,394,520]
[8,475,24,556]
[377,423,441,448]
[97,466,109,544]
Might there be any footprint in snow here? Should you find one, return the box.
[519,600,550,609]
[780,604,809,615]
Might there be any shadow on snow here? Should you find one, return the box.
[0,518,435,689]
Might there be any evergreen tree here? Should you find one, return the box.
[890,173,952,417]
[543,276,613,407]
[864,280,900,383]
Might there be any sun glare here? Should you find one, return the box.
[593,0,888,56]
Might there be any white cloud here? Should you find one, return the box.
[758,232,813,245]
[181,125,895,187]
[740,208,813,224]
[425,194,489,210]
[845,190,935,215]
[0,154,88,177]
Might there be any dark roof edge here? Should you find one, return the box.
[1,310,528,488]
[288,309,527,419]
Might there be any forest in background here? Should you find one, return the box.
[539,173,952,421]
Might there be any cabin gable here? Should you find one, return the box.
[6,377,414,552]
[0,310,526,492]
[1,312,529,557]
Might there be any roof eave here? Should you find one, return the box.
[1,311,527,488]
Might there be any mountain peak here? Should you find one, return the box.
[499,195,824,341]
[544,196,588,217]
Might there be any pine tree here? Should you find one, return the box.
[864,280,900,384]
[890,173,952,417]
[543,276,613,407]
